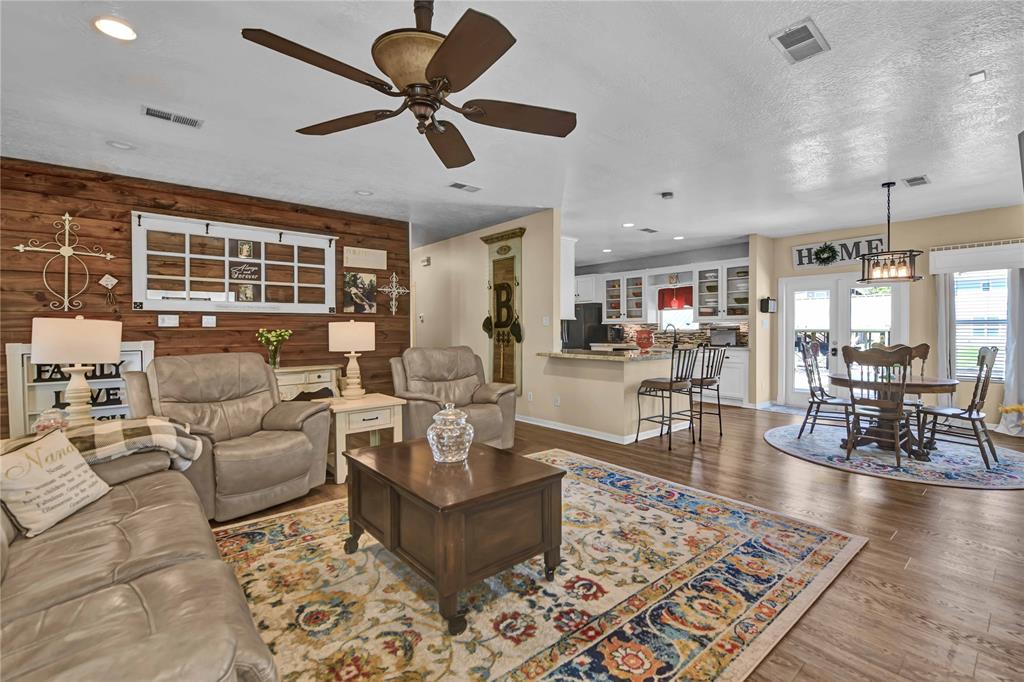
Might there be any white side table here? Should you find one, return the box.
[274,364,340,400]
[313,393,406,483]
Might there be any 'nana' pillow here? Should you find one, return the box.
[1,429,110,537]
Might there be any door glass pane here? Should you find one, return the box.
[605,278,621,319]
[625,276,644,319]
[849,285,892,349]
[793,289,831,392]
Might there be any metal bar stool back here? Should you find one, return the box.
[635,344,700,450]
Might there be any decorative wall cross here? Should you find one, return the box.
[12,213,115,311]
[379,272,410,316]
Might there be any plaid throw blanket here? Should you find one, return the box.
[2,417,203,471]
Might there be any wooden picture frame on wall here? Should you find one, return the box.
[131,211,337,314]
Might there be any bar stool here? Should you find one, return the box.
[691,346,727,441]
[634,345,700,450]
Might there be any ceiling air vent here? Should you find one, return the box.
[770,18,831,64]
[448,182,481,193]
[141,105,204,129]
[638,227,658,234]
[903,175,930,187]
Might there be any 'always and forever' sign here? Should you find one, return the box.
[792,235,885,269]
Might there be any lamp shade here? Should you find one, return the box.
[30,316,122,365]
[328,321,376,353]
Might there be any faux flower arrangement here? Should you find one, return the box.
[256,328,293,369]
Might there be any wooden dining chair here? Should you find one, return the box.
[842,345,914,467]
[797,340,851,438]
[870,342,930,432]
[918,346,999,469]
[635,344,700,450]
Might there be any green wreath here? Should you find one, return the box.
[812,242,840,266]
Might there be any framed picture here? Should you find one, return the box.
[343,272,377,313]
[237,284,255,302]
[237,240,254,259]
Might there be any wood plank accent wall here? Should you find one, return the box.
[0,158,410,437]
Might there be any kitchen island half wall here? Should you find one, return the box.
[523,351,693,444]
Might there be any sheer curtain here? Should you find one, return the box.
[997,267,1023,436]
[934,273,955,408]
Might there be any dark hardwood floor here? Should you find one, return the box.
[215,406,1024,681]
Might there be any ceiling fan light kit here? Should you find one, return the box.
[858,181,923,284]
[243,0,576,168]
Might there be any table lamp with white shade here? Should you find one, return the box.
[329,321,375,399]
[31,315,123,427]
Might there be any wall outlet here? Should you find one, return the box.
[527,391,534,402]
[553,394,560,407]
[201,315,216,328]
[157,315,179,328]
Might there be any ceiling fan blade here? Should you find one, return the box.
[425,120,475,168]
[462,99,577,137]
[425,10,515,93]
[242,28,394,94]
[297,109,398,135]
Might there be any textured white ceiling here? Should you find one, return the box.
[2,2,1022,264]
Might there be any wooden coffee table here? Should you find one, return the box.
[343,439,565,635]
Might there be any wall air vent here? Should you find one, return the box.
[141,105,204,129]
[770,18,831,64]
[903,175,930,187]
[638,227,658,234]
[448,182,481,193]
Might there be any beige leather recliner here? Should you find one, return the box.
[390,346,517,448]
[125,352,330,522]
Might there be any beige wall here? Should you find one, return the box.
[762,204,1023,417]
[747,234,775,405]
[411,209,562,415]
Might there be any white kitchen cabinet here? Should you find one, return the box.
[694,259,750,320]
[560,237,578,320]
[574,275,597,303]
[717,349,748,403]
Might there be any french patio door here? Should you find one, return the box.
[780,273,909,407]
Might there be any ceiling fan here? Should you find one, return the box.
[242,0,577,168]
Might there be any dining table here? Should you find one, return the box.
[827,373,959,461]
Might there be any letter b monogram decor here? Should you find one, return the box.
[481,228,524,394]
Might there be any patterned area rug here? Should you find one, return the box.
[764,424,1024,489]
[215,450,866,681]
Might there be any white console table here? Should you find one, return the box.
[313,393,406,483]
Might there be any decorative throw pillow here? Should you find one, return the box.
[1,429,110,537]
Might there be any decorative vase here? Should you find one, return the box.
[635,329,654,353]
[267,346,281,369]
[427,402,474,463]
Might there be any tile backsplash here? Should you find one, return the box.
[614,323,749,347]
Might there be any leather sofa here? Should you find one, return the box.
[125,353,330,522]
[390,346,517,448]
[0,453,277,681]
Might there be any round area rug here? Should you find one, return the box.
[764,423,1024,489]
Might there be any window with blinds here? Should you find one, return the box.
[953,269,1008,381]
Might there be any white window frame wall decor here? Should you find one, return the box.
[5,341,155,438]
[131,211,337,314]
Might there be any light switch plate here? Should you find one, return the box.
[157,315,179,328]
[542,315,551,327]
[202,315,217,328]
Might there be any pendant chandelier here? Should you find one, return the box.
[858,181,922,284]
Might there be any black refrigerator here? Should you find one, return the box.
[561,303,609,349]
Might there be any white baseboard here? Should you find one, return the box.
[515,414,690,445]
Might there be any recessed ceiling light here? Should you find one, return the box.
[106,140,135,150]
[93,16,137,41]
[602,249,612,253]
[968,70,986,84]
[354,190,374,196]
[673,236,685,240]
[622,223,634,228]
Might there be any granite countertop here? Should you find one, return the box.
[537,350,676,362]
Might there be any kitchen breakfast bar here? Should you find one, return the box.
[535,349,693,444]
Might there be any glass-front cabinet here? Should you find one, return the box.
[603,277,623,322]
[696,267,720,319]
[695,261,749,319]
[624,275,644,320]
